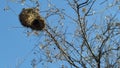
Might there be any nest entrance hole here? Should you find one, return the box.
[31,19,45,30]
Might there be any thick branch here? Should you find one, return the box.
[44,29,79,68]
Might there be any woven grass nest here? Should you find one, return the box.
[19,8,45,31]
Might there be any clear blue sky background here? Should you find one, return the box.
[0,0,119,68]
[0,0,46,68]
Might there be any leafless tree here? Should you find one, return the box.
[5,0,120,68]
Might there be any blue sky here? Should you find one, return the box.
[0,0,39,68]
[1,0,119,68]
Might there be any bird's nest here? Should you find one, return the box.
[19,8,45,31]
